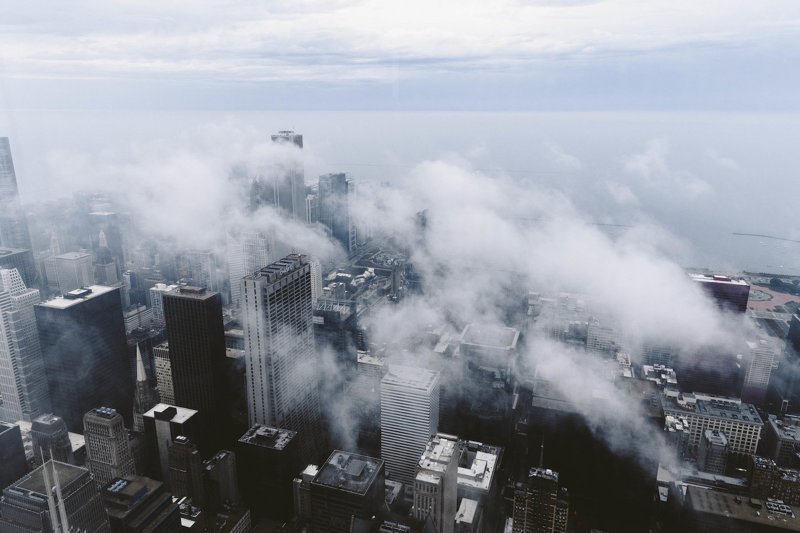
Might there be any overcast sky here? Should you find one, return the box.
[2,0,800,110]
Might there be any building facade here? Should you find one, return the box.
[84,407,136,488]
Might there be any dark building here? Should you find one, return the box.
[35,285,132,432]
[162,285,229,452]
[318,173,356,254]
[310,450,386,533]
[683,485,800,531]
[314,297,359,371]
[512,468,569,533]
[102,475,180,532]
[31,413,75,466]
[0,247,36,289]
[0,460,110,532]
[142,404,201,483]
[168,436,205,507]
[0,422,28,490]
[203,449,241,515]
[236,424,300,522]
[690,273,750,313]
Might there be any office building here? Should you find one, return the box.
[512,468,569,533]
[31,413,76,466]
[310,450,386,533]
[698,430,729,475]
[749,455,782,500]
[236,424,301,522]
[55,252,94,293]
[142,404,200,482]
[413,433,462,533]
[661,393,762,458]
[242,255,324,462]
[306,192,318,224]
[0,267,51,423]
[265,130,307,222]
[684,485,800,531]
[318,173,357,254]
[203,449,241,513]
[102,475,181,531]
[764,416,800,467]
[182,250,222,293]
[743,338,781,404]
[149,282,178,323]
[0,460,110,532]
[293,464,318,524]
[690,273,750,313]
[227,230,275,308]
[457,440,503,511]
[0,421,27,490]
[153,342,174,405]
[84,407,136,488]
[381,365,440,485]
[168,435,205,506]
[133,346,159,433]
[0,248,37,289]
[35,285,131,432]
[162,285,229,451]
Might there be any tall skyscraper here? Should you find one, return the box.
[0,267,51,422]
[83,407,136,487]
[31,413,75,465]
[743,338,781,404]
[0,421,28,490]
[512,468,569,533]
[35,285,132,432]
[380,365,440,485]
[0,137,19,201]
[133,346,159,433]
[242,254,324,461]
[162,285,229,451]
[0,460,110,532]
[227,230,276,309]
[142,403,200,482]
[55,251,94,293]
[412,433,462,533]
[168,435,205,505]
[267,130,306,222]
[318,173,357,254]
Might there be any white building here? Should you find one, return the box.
[413,433,461,533]
[227,231,276,309]
[55,252,93,293]
[381,364,440,485]
[743,338,781,404]
[0,268,51,422]
[149,283,178,323]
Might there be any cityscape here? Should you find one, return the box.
[2,2,800,533]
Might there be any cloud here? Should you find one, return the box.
[623,139,712,198]
[706,148,741,172]
[544,141,583,170]
[605,180,638,206]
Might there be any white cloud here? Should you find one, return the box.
[623,139,712,198]
[544,141,583,170]
[605,180,638,206]
[706,148,741,172]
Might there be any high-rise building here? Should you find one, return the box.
[698,429,729,475]
[236,424,301,522]
[168,435,205,505]
[162,285,229,452]
[149,282,178,323]
[0,137,19,202]
[763,416,800,467]
[318,173,357,254]
[690,273,750,313]
[0,421,27,490]
[227,231,275,308]
[182,250,222,293]
[133,346,159,433]
[293,464,318,524]
[743,338,781,404]
[0,460,110,532]
[142,403,200,482]
[242,255,324,462]
[381,365,440,485]
[0,138,33,254]
[83,407,136,487]
[31,413,75,465]
[35,285,132,432]
[261,130,307,222]
[0,268,51,423]
[203,449,241,514]
[102,475,181,531]
[512,468,569,533]
[153,342,175,405]
[55,252,94,293]
[412,433,462,533]
[310,450,386,533]
[0,248,37,289]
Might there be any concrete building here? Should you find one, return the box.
[0,248,37,289]
[30,413,77,466]
[0,460,110,532]
[743,338,781,404]
[242,255,324,462]
[318,173,358,254]
[690,273,750,313]
[101,475,180,532]
[227,230,275,309]
[511,468,569,533]
[268,130,307,222]
[698,430,729,475]
[413,433,462,533]
[310,450,386,533]
[55,251,94,293]
[0,267,51,423]
[153,342,174,405]
[661,393,762,458]
[764,417,800,467]
[149,282,178,323]
[168,435,205,506]
[35,285,132,432]
[142,404,200,482]
[84,407,136,488]
[684,485,800,531]
[381,365,440,486]
[0,421,27,491]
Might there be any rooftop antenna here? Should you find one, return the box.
[539,438,545,468]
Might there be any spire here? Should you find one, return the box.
[539,438,545,468]
[98,230,108,249]
[135,345,147,383]
[41,454,60,533]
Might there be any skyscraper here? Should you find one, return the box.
[0,138,33,254]
[380,365,440,485]
[0,137,19,201]
[168,435,205,505]
[0,247,37,289]
[102,475,181,531]
[142,403,200,482]
[0,421,28,490]
[743,338,781,405]
[0,267,51,422]
[153,342,175,405]
[31,413,75,465]
[413,433,462,533]
[162,285,229,451]
[35,285,132,432]
[242,254,324,462]
[267,130,306,222]
[149,282,178,323]
[512,468,569,533]
[83,407,136,487]
[227,230,275,308]
[55,251,94,293]
[318,173,357,254]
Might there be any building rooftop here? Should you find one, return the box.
[15,420,85,455]
[690,273,750,287]
[770,418,800,443]
[357,351,385,367]
[313,450,383,495]
[662,393,762,425]
[243,254,306,284]
[163,285,217,301]
[102,475,164,516]
[418,434,459,474]
[704,429,729,447]
[455,498,479,525]
[686,486,800,529]
[7,460,86,498]
[87,407,120,420]
[529,467,559,483]
[458,441,503,493]
[460,324,519,350]
[382,365,439,391]
[38,284,118,309]
[238,424,296,451]
[143,403,197,424]
[0,247,27,257]
[55,252,91,261]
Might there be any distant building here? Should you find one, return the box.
[0,421,27,490]
[0,248,37,289]
[743,338,781,404]
[413,433,462,533]
[0,138,34,253]
[35,285,132,432]
[268,130,307,222]
[381,365,440,486]
[153,342,175,405]
[30,413,76,466]
[0,460,110,532]
[684,485,800,531]
[55,251,94,293]
[168,436,205,506]
[227,230,275,308]
[236,424,301,522]
[511,468,569,533]
[690,273,750,313]
[149,282,178,323]
[310,450,386,533]
[84,407,136,488]
[318,173,358,254]
[102,475,181,532]
[698,430,729,475]
[764,416,800,467]
[142,404,200,482]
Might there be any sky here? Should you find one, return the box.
[2,1,800,110]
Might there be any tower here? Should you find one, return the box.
[512,468,569,533]
[0,138,33,253]
[83,407,136,487]
[142,403,200,482]
[0,267,52,422]
[380,365,440,486]
[413,433,462,533]
[162,285,229,452]
[31,413,74,465]
[241,254,324,462]
[0,421,27,490]
[227,230,275,309]
[269,130,306,222]
[743,338,781,404]
[318,173,357,254]
[133,346,159,432]
[35,285,132,432]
